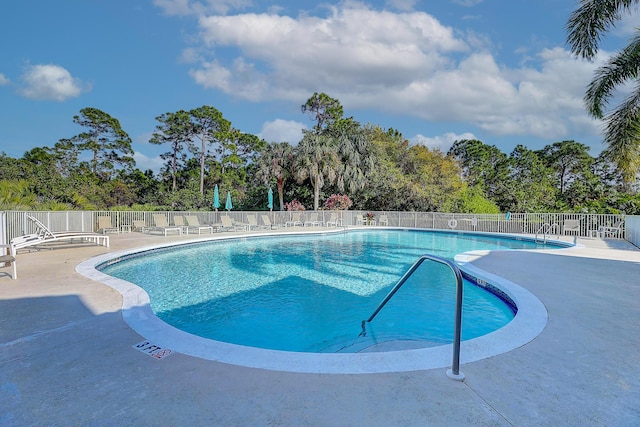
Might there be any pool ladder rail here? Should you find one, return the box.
[359,254,465,381]
[535,222,559,243]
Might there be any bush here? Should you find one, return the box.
[284,199,306,211]
[324,194,353,210]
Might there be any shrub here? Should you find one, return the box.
[284,199,306,211]
[324,194,353,210]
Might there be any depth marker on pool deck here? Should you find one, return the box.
[133,341,172,360]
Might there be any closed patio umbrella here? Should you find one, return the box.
[267,188,273,211]
[225,191,233,211]
[213,184,220,211]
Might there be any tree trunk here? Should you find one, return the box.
[277,177,285,211]
[313,177,321,210]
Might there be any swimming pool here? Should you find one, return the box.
[78,228,561,373]
[100,230,538,353]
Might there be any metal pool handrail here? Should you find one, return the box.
[359,254,465,381]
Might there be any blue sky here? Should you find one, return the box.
[1,0,638,172]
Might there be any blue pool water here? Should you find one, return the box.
[100,230,553,353]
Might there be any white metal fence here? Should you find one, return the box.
[1,210,631,243]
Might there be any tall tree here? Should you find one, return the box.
[71,107,135,178]
[537,140,594,195]
[566,0,640,184]
[333,120,375,195]
[504,145,556,212]
[448,139,509,204]
[150,110,192,192]
[301,92,344,134]
[294,133,341,210]
[189,106,231,195]
[254,142,294,210]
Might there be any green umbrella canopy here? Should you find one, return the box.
[225,191,233,211]
[213,184,220,210]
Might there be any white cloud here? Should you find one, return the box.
[258,119,306,144]
[0,73,9,86]
[411,132,476,152]
[134,151,165,173]
[19,64,87,101]
[192,4,468,101]
[614,11,640,37]
[179,2,604,143]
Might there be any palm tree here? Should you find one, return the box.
[0,180,37,210]
[254,142,293,210]
[294,134,341,210]
[566,0,640,184]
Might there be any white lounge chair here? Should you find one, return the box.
[97,216,119,234]
[185,215,214,234]
[173,215,190,234]
[132,219,152,233]
[304,212,321,227]
[595,221,624,239]
[378,214,389,226]
[246,214,267,230]
[562,219,580,235]
[151,214,182,236]
[261,214,281,229]
[220,216,246,231]
[11,215,109,254]
[325,212,341,227]
[0,244,17,279]
[285,212,303,227]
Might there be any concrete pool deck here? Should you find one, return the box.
[1,229,639,425]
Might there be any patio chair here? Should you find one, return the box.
[173,215,190,234]
[151,214,182,236]
[304,212,321,227]
[285,212,303,227]
[220,215,246,231]
[246,214,268,230]
[595,220,624,239]
[97,216,119,234]
[261,214,281,229]
[11,215,110,254]
[562,219,580,235]
[0,245,17,279]
[378,214,389,226]
[325,212,342,227]
[132,219,151,233]
[185,215,214,234]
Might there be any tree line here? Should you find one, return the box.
[0,93,638,214]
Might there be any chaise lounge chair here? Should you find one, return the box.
[304,212,321,227]
[151,214,182,236]
[97,216,119,234]
[325,212,342,227]
[285,212,303,227]
[246,214,268,230]
[185,215,214,234]
[133,219,152,233]
[261,214,281,230]
[11,215,110,255]
[220,216,246,231]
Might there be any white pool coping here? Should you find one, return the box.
[76,229,559,374]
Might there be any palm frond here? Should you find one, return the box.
[585,31,640,117]
[566,0,640,59]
